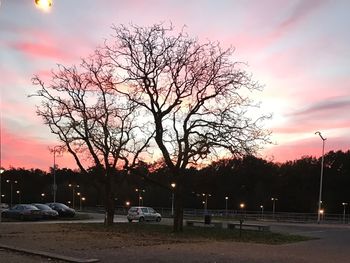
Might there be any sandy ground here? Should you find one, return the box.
[1,221,350,263]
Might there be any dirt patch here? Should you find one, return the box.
[0,223,205,262]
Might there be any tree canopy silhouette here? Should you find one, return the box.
[101,23,271,231]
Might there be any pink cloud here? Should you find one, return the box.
[3,25,95,64]
[264,136,349,163]
[1,127,77,171]
[10,41,70,61]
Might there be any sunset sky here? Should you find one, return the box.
[1,0,349,171]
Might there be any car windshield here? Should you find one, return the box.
[54,203,70,209]
[33,204,52,210]
[22,205,39,210]
[129,207,138,212]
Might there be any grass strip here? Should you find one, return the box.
[64,223,313,245]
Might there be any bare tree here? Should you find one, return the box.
[32,55,151,225]
[100,23,271,231]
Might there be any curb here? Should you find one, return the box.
[0,244,99,262]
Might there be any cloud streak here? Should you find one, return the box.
[290,97,350,117]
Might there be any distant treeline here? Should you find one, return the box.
[1,150,349,213]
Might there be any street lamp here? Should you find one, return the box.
[41,193,46,202]
[49,146,62,203]
[135,188,145,206]
[225,196,229,217]
[202,193,211,214]
[315,131,326,224]
[319,209,325,221]
[68,183,79,209]
[260,205,264,218]
[77,192,82,210]
[0,169,4,223]
[16,190,21,204]
[239,203,245,218]
[81,197,86,210]
[342,202,348,224]
[271,198,278,219]
[6,179,18,207]
[171,183,176,216]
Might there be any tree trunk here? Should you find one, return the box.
[173,187,184,232]
[104,171,115,226]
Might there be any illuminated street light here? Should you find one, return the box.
[16,190,21,204]
[319,209,325,221]
[35,0,53,12]
[271,197,278,219]
[49,145,62,203]
[260,205,264,218]
[315,131,326,224]
[240,203,245,209]
[68,183,79,209]
[171,183,176,216]
[202,193,211,213]
[135,188,145,206]
[6,179,18,207]
[225,196,229,216]
[0,168,4,223]
[342,202,348,224]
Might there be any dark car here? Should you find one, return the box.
[1,204,42,220]
[32,203,59,219]
[46,202,75,217]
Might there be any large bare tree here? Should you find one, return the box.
[101,23,271,231]
[32,55,151,225]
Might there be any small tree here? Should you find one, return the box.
[102,23,271,231]
[32,55,151,225]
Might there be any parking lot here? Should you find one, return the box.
[1,213,350,262]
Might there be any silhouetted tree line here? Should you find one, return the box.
[1,150,349,213]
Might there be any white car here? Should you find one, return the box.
[127,206,161,222]
[0,203,9,209]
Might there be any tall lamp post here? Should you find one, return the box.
[135,188,145,206]
[6,179,18,208]
[315,131,326,224]
[49,146,62,203]
[225,196,229,217]
[342,202,348,224]
[271,197,278,219]
[171,183,176,216]
[0,168,4,223]
[16,190,21,204]
[76,193,85,211]
[202,193,211,214]
[68,184,79,209]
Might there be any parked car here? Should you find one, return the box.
[127,206,161,222]
[1,204,42,220]
[32,203,59,219]
[46,202,75,217]
[0,203,9,209]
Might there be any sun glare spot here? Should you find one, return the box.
[35,0,52,12]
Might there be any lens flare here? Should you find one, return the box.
[35,0,52,12]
